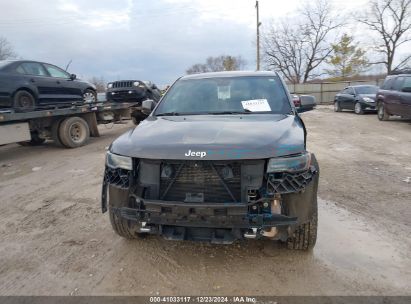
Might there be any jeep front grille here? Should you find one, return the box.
[113,81,133,88]
[160,161,241,203]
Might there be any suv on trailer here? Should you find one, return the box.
[106,80,161,104]
[106,80,162,124]
[376,69,411,120]
[102,71,319,250]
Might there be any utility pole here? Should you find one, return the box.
[255,1,262,70]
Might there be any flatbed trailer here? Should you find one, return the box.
[0,102,139,148]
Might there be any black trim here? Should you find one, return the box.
[112,198,298,229]
[101,176,108,213]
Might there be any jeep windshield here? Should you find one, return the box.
[154,76,292,116]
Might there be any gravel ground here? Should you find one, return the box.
[0,106,410,296]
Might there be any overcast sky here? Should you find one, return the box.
[0,0,397,84]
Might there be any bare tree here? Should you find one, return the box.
[263,0,342,83]
[186,63,209,74]
[186,55,247,74]
[0,37,17,60]
[88,76,106,93]
[263,22,306,83]
[359,0,411,73]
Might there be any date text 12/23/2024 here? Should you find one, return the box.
[149,297,257,303]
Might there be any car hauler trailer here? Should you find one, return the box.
[0,102,139,148]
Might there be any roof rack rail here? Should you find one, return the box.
[389,68,411,75]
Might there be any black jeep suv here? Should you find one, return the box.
[106,80,162,124]
[106,80,161,104]
[102,71,319,250]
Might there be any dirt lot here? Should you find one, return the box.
[0,106,410,296]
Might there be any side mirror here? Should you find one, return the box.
[402,87,411,93]
[141,99,155,115]
[70,74,77,80]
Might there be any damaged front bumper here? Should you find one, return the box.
[111,198,298,243]
[101,155,319,243]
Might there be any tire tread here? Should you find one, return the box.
[109,208,137,239]
[287,200,318,250]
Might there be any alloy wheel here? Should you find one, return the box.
[83,92,96,103]
[378,105,384,119]
[354,102,362,114]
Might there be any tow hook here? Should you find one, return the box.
[139,221,151,233]
[261,195,282,238]
[244,228,258,239]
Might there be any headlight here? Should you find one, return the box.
[133,81,140,87]
[106,151,132,170]
[363,97,374,103]
[107,83,113,89]
[267,152,311,173]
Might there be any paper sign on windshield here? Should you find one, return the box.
[218,86,231,99]
[241,99,271,112]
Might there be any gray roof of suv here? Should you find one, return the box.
[180,71,279,80]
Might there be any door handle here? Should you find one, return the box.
[30,78,35,83]
[56,80,61,84]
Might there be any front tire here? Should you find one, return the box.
[287,200,318,250]
[109,208,139,239]
[13,90,35,111]
[378,102,389,121]
[354,102,364,115]
[334,100,342,112]
[108,194,145,239]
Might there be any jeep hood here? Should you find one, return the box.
[111,114,306,160]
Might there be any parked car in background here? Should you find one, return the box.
[292,94,316,112]
[334,85,379,114]
[0,60,97,110]
[376,69,411,121]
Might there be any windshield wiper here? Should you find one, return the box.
[156,110,256,116]
[155,112,181,116]
[207,110,253,115]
